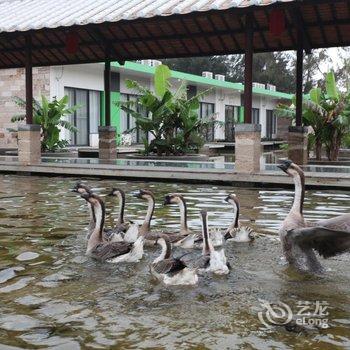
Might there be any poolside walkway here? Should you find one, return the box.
[0,157,349,189]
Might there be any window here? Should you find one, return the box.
[266,110,277,139]
[199,102,215,142]
[64,87,100,146]
[252,108,260,124]
[120,93,148,144]
[225,105,240,141]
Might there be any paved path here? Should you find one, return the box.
[0,160,349,189]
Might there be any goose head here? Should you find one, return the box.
[224,193,239,208]
[108,188,126,201]
[133,189,155,201]
[163,193,185,206]
[277,160,303,177]
[80,192,100,206]
[72,182,92,195]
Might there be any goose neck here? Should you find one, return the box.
[291,169,305,215]
[87,199,105,251]
[141,197,154,233]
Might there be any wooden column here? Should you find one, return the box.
[25,35,33,124]
[244,14,253,124]
[295,29,303,127]
[104,60,111,126]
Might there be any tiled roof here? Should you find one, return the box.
[0,0,295,32]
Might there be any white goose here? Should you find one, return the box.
[81,192,144,263]
[195,210,230,275]
[224,194,255,243]
[150,235,198,285]
[278,160,350,273]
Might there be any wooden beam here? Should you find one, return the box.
[289,7,312,54]
[295,29,303,127]
[25,35,33,125]
[104,60,111,127]
[244,14,253,124]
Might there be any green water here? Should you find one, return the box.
[0,175,349,349]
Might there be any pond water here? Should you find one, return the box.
[0,175,349,349]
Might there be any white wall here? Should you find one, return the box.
[50,63,104,144]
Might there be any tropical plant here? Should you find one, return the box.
[11,95,79,152]
[118,64,219,156]
[275,72,350,161]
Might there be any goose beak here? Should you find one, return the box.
[224,196,230,203]
[133,191,142,199]
[107,190,114,197]
[277,163,288,173]
[163,196,171,206]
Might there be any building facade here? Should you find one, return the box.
[0,61,292,149]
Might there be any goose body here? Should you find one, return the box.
[163,194,223,248]
[150,236,198,285]
[81,192,144,263]
[135,190,196,248]
[278,160,350,273]
[196,210,229,275]
[224,194,255,243]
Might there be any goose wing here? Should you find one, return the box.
[92,242,132,261]
[194,254,210,269]
[153,258,187,276]
[315,214,350,233]
[287,226,350,258]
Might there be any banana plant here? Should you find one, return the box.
[275,71,350,161]
[118,64,216,156]
[11,95,79,152]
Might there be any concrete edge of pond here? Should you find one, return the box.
[0,161,350,189]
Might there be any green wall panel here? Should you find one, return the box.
[100,91,121,142]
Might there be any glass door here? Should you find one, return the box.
[75,90,89,146]
[225,105,239,141]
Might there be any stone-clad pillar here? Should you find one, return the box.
[235,124,261,173]
[288,126,308,165]
[98,126,117,160]
[18,124,41,164]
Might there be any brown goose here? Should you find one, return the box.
[134,189,195,248]
[81,192,144,263]
[150,235,198,285]
[224,194,255,243]
[72,182,95,236]
[107,188,133,232]
[72,182,124,242]
[163,193,223,247]
[278,160,350,273]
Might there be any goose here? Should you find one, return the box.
[134,189,195,248]
[81,192,144,263]
[223,194,255,243]
[72,183,126,243]
[150,235,198,285]
[277,160,350,273]
[163,193,223,247]
[195,210,230,275]
[107,188,139,243]
[72,182,95,237]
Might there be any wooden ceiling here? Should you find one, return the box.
[0,0,349,69]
